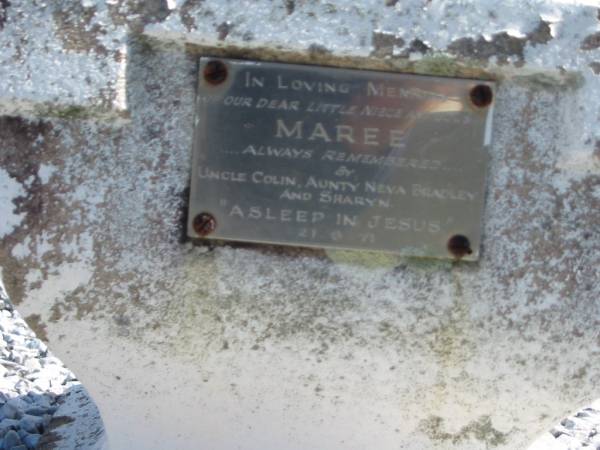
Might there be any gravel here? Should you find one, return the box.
[0,280,103,449]
[547,404,600,450]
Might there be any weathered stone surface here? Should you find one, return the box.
[581,31,600,50]
[446,21,552,66]
[36,385,105,450]
[144,0,600,149]
[371,31,405,58]
[0,0,129,118]
[1,1,600,450]
[0,0,170,119]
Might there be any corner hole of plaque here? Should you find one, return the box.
[193,212,217,237]
[469,84,493,108]
[203,60,228,85]
[447,234,473,259]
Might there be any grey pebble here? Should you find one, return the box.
[16,429,28,440]
[0,419,20,433]
[0,404,19,421]
[27,394,52,410]
[21,433,40,450]
[2,430,21,448]
[39,414,51,429]
[18,416,42,434]
[22,407,46,417]
[5,399,28,414]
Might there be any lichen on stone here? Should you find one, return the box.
[581,31,600,50]
[419,415,509,447]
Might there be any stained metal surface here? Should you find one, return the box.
[188,58,494,259]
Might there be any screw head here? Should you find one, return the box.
[447,234,473,259]
[203,60,228,85]
[192,212,217,237]
[469,84,493,108]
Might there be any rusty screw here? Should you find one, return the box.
[203,60,228,85]
[447,234,473,259]
[469,84,493,108]
[193,212,217,237]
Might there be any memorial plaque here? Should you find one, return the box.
[188,58,495,260]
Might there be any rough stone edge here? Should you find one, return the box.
[0,0,132,123]
[0,272,107,450]
[37,385,108,450]
[0,99,130,123]
[528,399,600,449]
[146,34,582,86]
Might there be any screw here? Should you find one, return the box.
[469,84,493,108]
[447,234,473,259]
[193,212,217,237]
[203,60,228,85]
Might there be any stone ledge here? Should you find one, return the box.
[142,0,600,72]
[0,1,132,120]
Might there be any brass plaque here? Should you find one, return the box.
[188,58,494,260]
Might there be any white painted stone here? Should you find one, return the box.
[0,169,26,239]
[0,0,128,119]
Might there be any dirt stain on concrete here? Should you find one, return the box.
[420,415,509,447]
